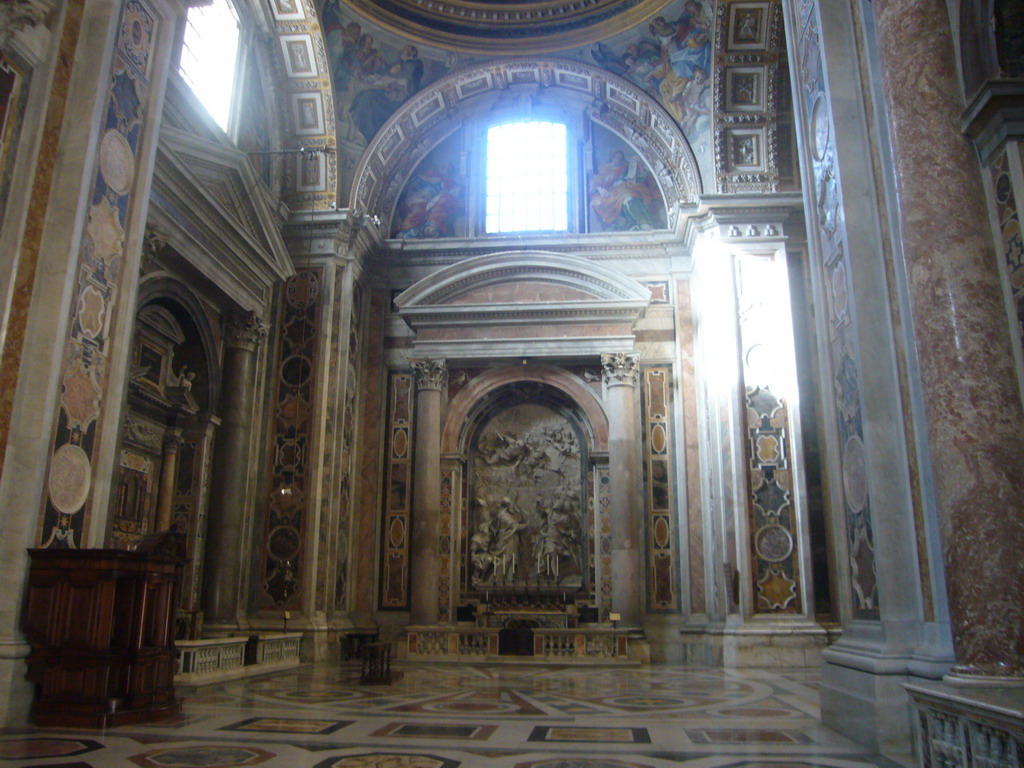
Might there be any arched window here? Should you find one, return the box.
[485,121,569,234]
[178,0,240,132]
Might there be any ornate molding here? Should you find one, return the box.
[224,310,268,352]
[601,352,639,387]
[411,358,448,391]
[0,0,53,49]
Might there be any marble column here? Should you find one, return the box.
[202,311,267,629]
[603,352,642,626]
[409,359,446,625]
[154,429,183,532]
[871,0,1024,680]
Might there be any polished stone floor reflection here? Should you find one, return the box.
[0,662,913,767]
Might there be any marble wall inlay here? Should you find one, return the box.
[787,0,878,617]
[642,366,680,611]
[39,0,158,549]
[380,370,415,609]
[259,268,324,608]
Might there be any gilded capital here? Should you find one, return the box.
[225,310,268,352]
[411,358,448,391]
[601,352,639,387]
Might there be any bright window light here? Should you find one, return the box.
[179,0,239,132]
[485,121,568,233]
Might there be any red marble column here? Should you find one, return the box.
[871,0,1024,678]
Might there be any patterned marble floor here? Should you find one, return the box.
[0,662,913,768]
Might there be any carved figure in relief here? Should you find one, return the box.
[470,403,586,588]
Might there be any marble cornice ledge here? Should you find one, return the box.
[960,79,1024,164]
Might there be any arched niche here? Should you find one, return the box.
[350,58,702,231]
[442,365,608,455]
[135,275,221,413]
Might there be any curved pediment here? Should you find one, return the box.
[394,251,650,361]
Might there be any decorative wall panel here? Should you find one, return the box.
[0,51,28,219]
[380,370,415,609]
[788,0,878,617]
[642,366,680,612]
[334,278,362,610]
[259,267,324,608]
[352,289,387,617]
[597,466,612,619]
[990,149,1024,355]
[39,0,158,549]
[438,466,455,621]
[734,254,802,613]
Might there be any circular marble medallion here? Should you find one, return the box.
[48,443,92,514]
[842,434,868,513]
[811,94,830,162]
[268,525,300,561]
[755,524,793,563]
[99,129,134,195]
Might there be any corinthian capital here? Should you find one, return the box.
[601,352,639,387]
[411,358,447,391]
[225,310,268,352]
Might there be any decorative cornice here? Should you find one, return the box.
[601,352,640,387]
[411,358,448,391]
[225,310,269,352]
[0,0,53,49]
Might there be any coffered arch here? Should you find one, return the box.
[350,58,704,230]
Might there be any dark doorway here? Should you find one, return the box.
[498,621,535,656]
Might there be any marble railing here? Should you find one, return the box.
[176,637,247,681]
[256,632,302,666]
[906,682,1023,768]
[405,626,635,662]
[175,633,302,685]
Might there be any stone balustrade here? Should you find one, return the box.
[404,626,637,662]
[175,633,302,685]
[906,683,1023,768]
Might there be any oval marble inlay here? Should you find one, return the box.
[390,517,405,547]
[811,93,830,162]
[755,524,794,563]
[99,129,134,195]
[651,423,667,454]
[842,434,868,513]
[393,428,408,458]
[48,443,92,514]
[653,516,670,549]
[831,260,849,319]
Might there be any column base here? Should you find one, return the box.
[0,641,34,726]
[679,619,838,667]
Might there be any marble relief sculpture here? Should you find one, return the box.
[469,404,584,589]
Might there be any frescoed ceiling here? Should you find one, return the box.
[340,0,676,55]
[261,0,793,211]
